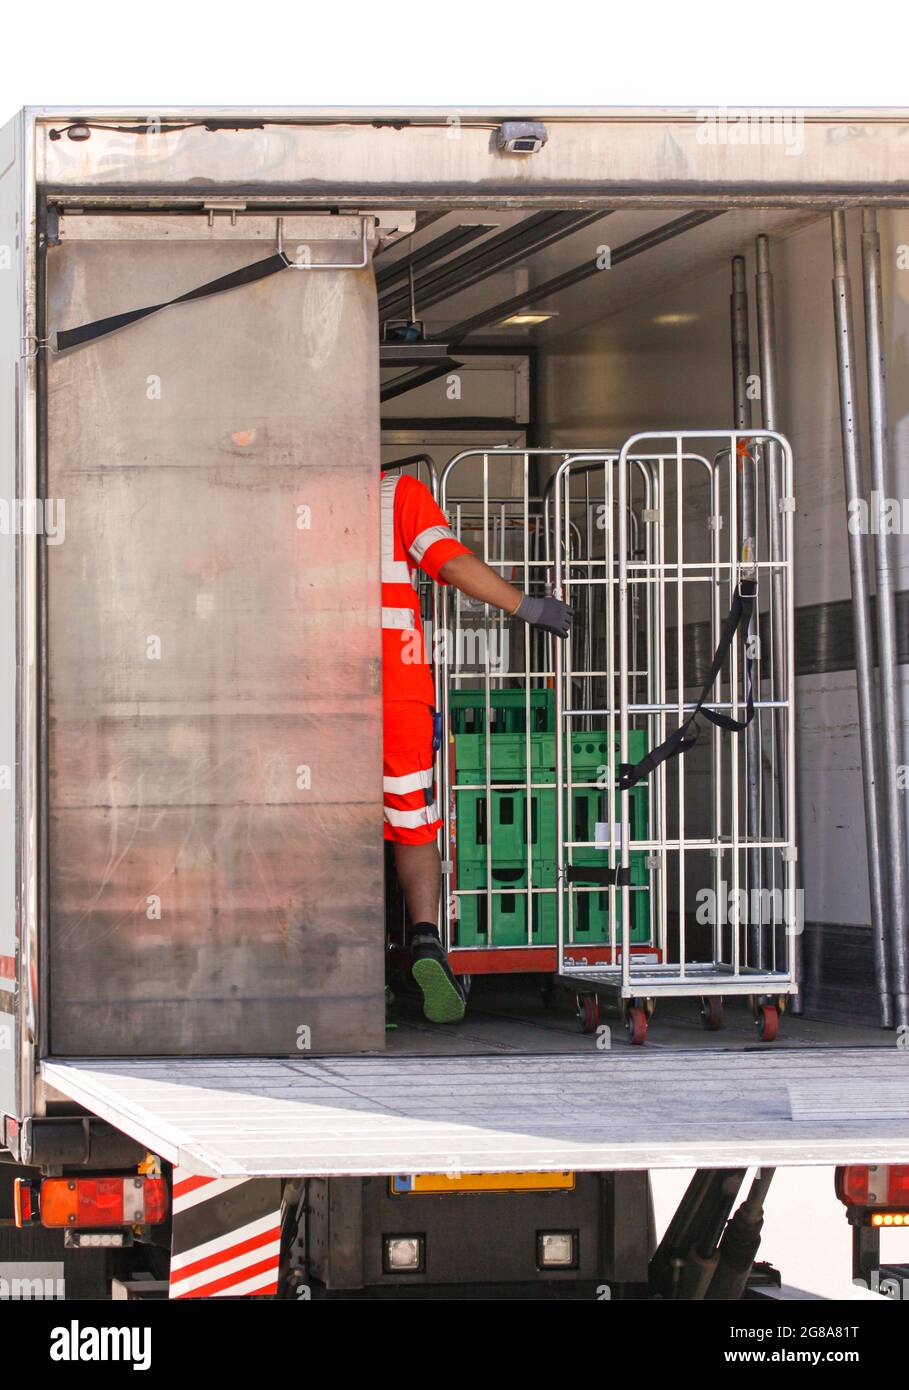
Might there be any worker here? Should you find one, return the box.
[381,468,573,1023]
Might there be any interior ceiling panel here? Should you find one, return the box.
[377,207,824,348]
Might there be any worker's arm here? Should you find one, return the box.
[439,551,573,639]
[393,474,573,638]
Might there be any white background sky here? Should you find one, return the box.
[651,1168,898,1300]
[3,0,908,115]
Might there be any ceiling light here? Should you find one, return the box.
[653,312,698,326]
[500,310,559,327]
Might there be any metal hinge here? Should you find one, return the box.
[203,200,248,227]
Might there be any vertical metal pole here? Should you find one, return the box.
[482,455,493,952]
[755,235,802,1011]
[618,445,631,993]
[862,210,909,1028]
[754,239,787,807]
[675,441,687,980]
[731,257,763,966]
[523,454,534,947]
[554,467,566,976]
[831,210,893,1028]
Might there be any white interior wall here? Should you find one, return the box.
[537,209,909,932]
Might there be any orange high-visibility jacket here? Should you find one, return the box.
[380,471,471,705]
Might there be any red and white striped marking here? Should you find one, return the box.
[172,1172,248,1215]
[169,1173,281,1299]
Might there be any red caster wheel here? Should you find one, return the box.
[757,1002,779,1041]
[576,995,600,1034]
[626,1006,648,1045]
[700,997,724,1031]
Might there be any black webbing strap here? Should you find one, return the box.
[565,864,631,888]
[54,252,291,352]
[618,580,758,793]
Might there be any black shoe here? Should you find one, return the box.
[410,934,466,1024]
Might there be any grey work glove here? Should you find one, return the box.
[515,593,574,639]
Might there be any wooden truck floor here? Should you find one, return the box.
[41,989,909,1180]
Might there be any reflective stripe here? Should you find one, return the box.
[382,607,417,629]
[383,765,434,796]
[382,473,418,585]
[383,802,441,829]
[409,523,455,564]
[380,474,400,570]
[382,559,416,585]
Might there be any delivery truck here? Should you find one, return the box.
[0,105,908,1300]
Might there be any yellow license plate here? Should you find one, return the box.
[389,1171,575,1196]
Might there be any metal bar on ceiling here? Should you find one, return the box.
[437,210,725,343]
[380,211,610,321]
[376,223,494,289]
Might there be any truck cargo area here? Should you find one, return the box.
[31,194,909,1061]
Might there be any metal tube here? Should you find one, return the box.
[482,455,493,948]
[618,442,631,991]
[862,209,909,1027]
[710,460,724,971]
[554,465,566,971]
[729,435,742,977]
[755,235,802,1010]
[731,257,763,967]
[754,245,787,809]
[522,455,534,946]
[831,210,893,1028]
[676,441,687,980]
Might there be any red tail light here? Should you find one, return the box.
[13,1178,39,1227]
[836,1165,909,1210]
[887,1166,909,1204]
[39,1176,168,1228]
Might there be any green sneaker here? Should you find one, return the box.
[410,934,467,1024]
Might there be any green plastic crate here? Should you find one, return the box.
[453,728,647,783]
[449,687,555,734]
[454,732,557,784]
[453,781,649,866]
[456,850,650,945]
[564,882,651,945]
[453,877,650,947]
[454,886,557,946]
[564,783,648,865]
[454,787,552,863]
[457,856,555,890]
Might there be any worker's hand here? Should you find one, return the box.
[514,593,574,639]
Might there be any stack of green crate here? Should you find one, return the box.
[450,691,651,949]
